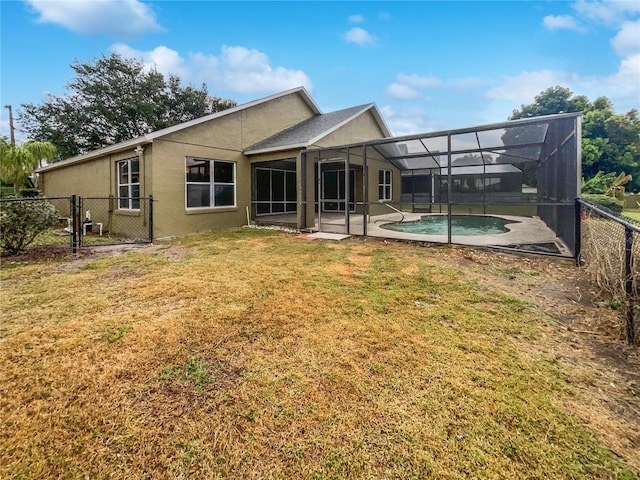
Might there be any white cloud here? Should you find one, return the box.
[378,12,391,21]
[380,105,435,136]
[0,115,10,140]
[572,0,640,26]
[111,44,313,94]
[486,61,639,115]
[386,83,422,100]
[344,27,375,47]
[605,53,640,97]
[386,73,486,102]
[487,70,573,103]
[397,73,444,89]
[348,14,364,23]
[112,43,188,77]
[25,0,163,38]
[542,14,582,31]
[611,19,640,56]
[534,1,640,113]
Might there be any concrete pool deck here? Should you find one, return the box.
[254,211,571,255]
[316,212,571,255]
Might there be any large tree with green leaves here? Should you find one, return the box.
[19,54,237,160]
[510,87,640,192]
[0,138,57,193]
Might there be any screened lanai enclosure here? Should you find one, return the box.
[300,113,582,257]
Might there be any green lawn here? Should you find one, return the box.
[1,229,638,479]
[623,210,640,222]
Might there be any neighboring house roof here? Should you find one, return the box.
[244,103,392,155]
[36,87,321,173]
[438,164,522,176]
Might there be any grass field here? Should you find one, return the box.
[624,210,640,222]
[1,228,638,479]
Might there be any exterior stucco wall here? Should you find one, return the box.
[366,159,402,217]
[40,147,151,198]
[148,93,317,238]
[39,147,152,237]
[149,139,249,239]
[41,154,111,198]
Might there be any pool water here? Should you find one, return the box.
[381,215,517,236]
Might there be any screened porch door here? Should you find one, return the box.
[321,169,355,212]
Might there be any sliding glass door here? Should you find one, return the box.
[255,168,297,215]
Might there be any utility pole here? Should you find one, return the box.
[4,104,16,146]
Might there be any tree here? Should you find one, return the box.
[510,87,640,192]
[19,54,237,159]
[582,171,632,198]
[0,138,57,193]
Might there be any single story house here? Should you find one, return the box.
[37,87,397,239]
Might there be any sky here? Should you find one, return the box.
[1,0,639,143]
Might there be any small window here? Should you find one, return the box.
[186,158,236,209]
[117,158,140,210]
[378,169,392,201]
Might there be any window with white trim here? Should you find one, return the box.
[378,169,392,201]
[117,158,140,209]
[186,158,236,209]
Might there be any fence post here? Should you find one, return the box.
[574,198,582,266]
[624,226,635,346]
[71,195,77,253]
[148,195,153,243]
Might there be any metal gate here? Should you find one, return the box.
[72,195,153,251]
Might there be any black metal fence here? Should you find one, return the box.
[576,198,639,345]
[76,196,153,250]
[0,195,153,255]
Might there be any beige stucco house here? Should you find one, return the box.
[37,87,398,239]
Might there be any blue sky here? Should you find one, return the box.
[1,0,639,143]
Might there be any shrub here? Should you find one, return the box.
[0,186,15,198]
[0,199,58,255]
[581,194,623,214]
[18,188,41,197]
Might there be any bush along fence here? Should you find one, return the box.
[0,195,153,255]
[576,198,639,345]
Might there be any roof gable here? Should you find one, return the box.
[244,103,392,155]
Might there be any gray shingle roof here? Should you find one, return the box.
[244,104,375,154]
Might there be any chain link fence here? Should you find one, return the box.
[578,199,639,345]
[0,195,153,256]
[0,196,74,253]
[78,197,153,248]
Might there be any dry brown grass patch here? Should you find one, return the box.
[1,229,638,479]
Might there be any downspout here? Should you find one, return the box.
[135,145,147,229]
[135,145,145,197]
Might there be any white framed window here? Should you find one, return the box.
[117,158,140,210]
[186,158,236,209]
[378,169,392,201]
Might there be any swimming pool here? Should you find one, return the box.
[380,215,518,236]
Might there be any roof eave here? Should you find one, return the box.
[306,103,393,147]
[244,142,309,156]
[144,86,321,141]
[36,86,319,173]
[368,104,393,138]
[36,138,152,173]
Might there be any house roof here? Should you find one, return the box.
[244,103,392,155]
[36,87,322,173]
[438,164,522,176]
